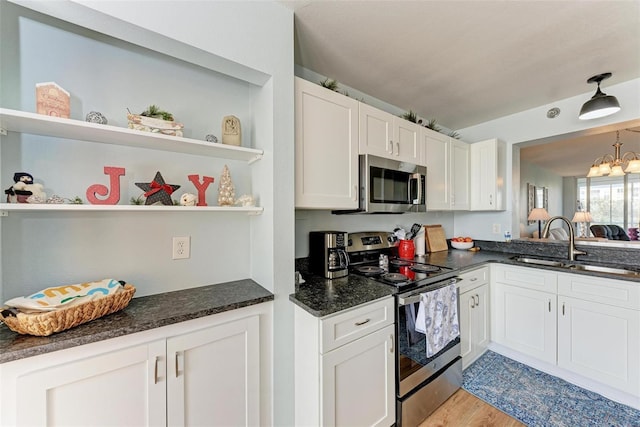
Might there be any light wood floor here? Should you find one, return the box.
[419,389,526,426]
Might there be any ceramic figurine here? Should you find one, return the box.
[180,193,197,206]
[236,194,255,207]
[221,115,241,146]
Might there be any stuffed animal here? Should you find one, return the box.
[179,193,197,206]
[4,172,47,203]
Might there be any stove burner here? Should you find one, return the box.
[410,264,441,273]
[381,273,409,283]
[390,259,412,266]
[355,265,385,276]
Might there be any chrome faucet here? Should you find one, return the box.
[541,216,587,261]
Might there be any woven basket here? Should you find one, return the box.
[0,284,136,336]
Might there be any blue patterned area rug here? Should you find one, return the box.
[462,351,640,426]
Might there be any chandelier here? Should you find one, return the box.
[586,131,640,177]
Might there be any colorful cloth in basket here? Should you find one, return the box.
[4,279,125,313]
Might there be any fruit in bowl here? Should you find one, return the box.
[450,236,474,250]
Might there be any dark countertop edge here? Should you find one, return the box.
[291,249,640,318]
[1,280,273,364]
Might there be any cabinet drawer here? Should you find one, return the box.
[320,297,394,353]
[492,264,557,293]
[458,266,488,292]
[558,273,640,310]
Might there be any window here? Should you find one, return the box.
[578,174,640,229]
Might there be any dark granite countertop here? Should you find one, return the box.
[291,246,640,318]
[0,279,273,364]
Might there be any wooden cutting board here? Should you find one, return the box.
[424,225,448,252]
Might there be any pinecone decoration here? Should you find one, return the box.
[218,165,235,206]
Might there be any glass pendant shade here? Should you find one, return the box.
[625,159,640,173]
[587,166,602,177]
[598,162,612,175]
[609,164,625,176]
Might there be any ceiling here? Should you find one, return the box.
[281,0,640,177]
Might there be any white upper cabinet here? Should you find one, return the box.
[295,78,359,209]
[470,138,506,211]
[359,103,421,164]
[423,128,469,210]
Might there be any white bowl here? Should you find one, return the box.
[451,240,474,250]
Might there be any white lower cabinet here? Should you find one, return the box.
[557,273,640,396]
[459,267,490,370]
[294,297,395,427]
[491,264,557,364]
[0,305,267,427]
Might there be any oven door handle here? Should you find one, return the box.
[397,278,462,306]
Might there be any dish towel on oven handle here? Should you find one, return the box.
[415,283,459,357]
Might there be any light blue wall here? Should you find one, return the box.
[519,161,564,237]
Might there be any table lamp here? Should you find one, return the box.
[528,208,551,238]
[572,211,593,238]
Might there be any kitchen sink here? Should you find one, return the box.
[511,256,640,277]
[567,264,640,277]
[510,256,566,267]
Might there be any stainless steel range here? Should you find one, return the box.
[347,232,463,427]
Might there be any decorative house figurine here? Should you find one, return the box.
[221,115,241,146]
[217,165,235,206]
[36,82,70,118]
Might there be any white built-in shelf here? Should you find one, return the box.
[0,108,263,163]
[0,203,263,215]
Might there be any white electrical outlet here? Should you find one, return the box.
[172,236,190,260]
[492,224,501,234]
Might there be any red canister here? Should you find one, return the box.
[398,239,415,259]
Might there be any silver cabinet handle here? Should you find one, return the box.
[562,303,565,316]
[470,277,478,282]
[396,142,400,156]
[388,140,394,154]
[154,356,159,384]
[353,185,358,201]
[175,351,180,378]
[490,194,493,205]
[475,294,480,306]
[470,295,475,309]
[390,334,394,353]
[355,318,371,326]
[548,300,551,312]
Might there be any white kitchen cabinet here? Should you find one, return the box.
[469,138,506,211]
[423,128,470,210]
[459,267,490,369]
[166,315,260,427]
[295,77,359,209]
[359,103,421,164]
[557,273,640,396]
[490,264,557,364]
[0,305,268,427]
[294,297,395,427]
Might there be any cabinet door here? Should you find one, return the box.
[424,129,451,210]
[14,341,166,427]
[470,138,506,211]
[295,77,359,209]
[394,118,421,163]
[167,315,260,427]
[450,139,470,210]
[461,283,490,369]
[558,297,640,395]
[321,324,395,427]
[492,282,556,364]
[359,103,394,158]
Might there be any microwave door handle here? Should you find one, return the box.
[416,174,423,205]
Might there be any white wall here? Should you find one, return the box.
[2,1,295,425]
[456,78,640,239]
[519,161,564,237]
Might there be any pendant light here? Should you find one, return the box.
[578,73,621,120]
[586,131,640,177]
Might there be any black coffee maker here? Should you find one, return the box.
[309,231,349,279]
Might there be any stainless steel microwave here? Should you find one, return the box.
[359,154,426,213]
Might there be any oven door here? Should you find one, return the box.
[396,278,461,397]
[360,155,426,213]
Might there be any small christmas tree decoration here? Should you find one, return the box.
[135,171,180,205]
[217,165,235,206]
